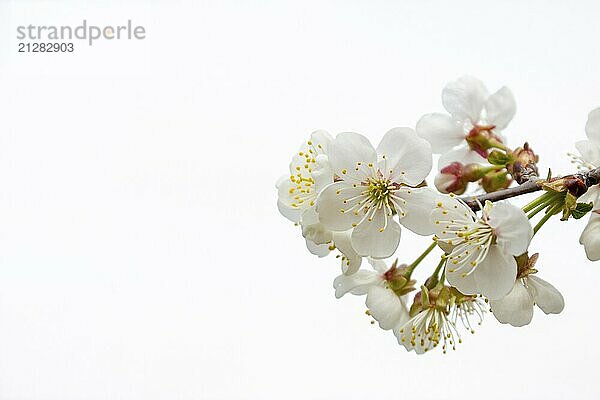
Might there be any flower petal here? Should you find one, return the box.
[365,286,407,330]
[376,127,432,186]
[490,280,534,327]
[333,270,380,298]
[301,207,333,245]
[416,113,465,153]
[527,275,565,315]
[484,86,516,130]
[580,213,600,261]
[442,76,489,122]
[438,145,487,169]
[333,231,363,274]
[396,187,438,235]
[576,139,600,168]
[276,175,304,222]
[351,211,401,259]
[328,132,377,181]
[585,108,600,144]
[578,185,600,206]
[447,264,479,295]
[309,129,333,153]
[368,258,389,274]
[474,245,517,300]
[305,239,330,257]
[316,182,362,231]
[487,202,532,256]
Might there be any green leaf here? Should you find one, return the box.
[571,202,594,219]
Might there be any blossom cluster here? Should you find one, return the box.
[276,76,600,354]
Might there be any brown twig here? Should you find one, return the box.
[462,167,600,211]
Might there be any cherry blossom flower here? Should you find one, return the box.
[490,274,564,327]
[333,259,410,330]
[277,130,333,224]
[573,108,600,206]
[431,197,532,300]
[393,286,486,354]
[416,76,516,168]
[571,108,600,260]
[316,128,436,259]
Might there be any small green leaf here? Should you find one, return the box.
[572,202,594,219]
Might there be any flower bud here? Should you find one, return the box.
[465,125,504,158]
[507,142,539,184]
[434,162,467,194]
[481,170,512,193]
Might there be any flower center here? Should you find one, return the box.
[366,177,394,209]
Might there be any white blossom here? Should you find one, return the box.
[393,289,487,354]
[333,259,409,330]
[316,128,436,259]
[573,108,600,206]
[277,130,333,224]
[417,76,516,168]
[431,197,532,300]
[491,275,564,327]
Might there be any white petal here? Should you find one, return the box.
[316,182,362,231]
[447,264,479,295]
[578,185,600,206]
[305,239,330,257]
[396,187,438,235]
[333,231,363,275]
[438,145,487,169]
[328,132,377,180]
[490,280,534,327]
[474,245,517,300]
[351,211,401,259]
[309,130,333,153]
[376,127,432,186]
[365,286,407,330]
[580,213,600,261]
[333,270,380,298]
[416,113,465,153]
[575,140,600,167]
[486,202,532,256]
[585,108,600,144]
[527,275,565,315]
[368,258,389,274]
[302,222,332,245]
[484,86,516,130]
[277,200,303,223]
[276,176,304,222]
[301,207,333,245]
[442,76,489,122]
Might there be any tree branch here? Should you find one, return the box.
[462,167,600,211]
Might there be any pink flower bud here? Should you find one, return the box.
[434,162,468,194]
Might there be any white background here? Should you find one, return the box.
[1,0,599,399]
